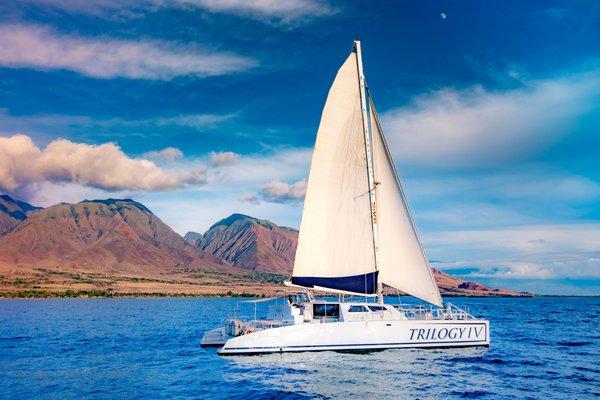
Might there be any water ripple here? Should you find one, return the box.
[0,296,598,399]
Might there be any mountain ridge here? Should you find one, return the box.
[0,198,229,275]
[0,195,42,236]
[0,195,531,297]
[196,213,298,274]
[190,213,529,297]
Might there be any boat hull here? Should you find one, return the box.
[219,319,489,355]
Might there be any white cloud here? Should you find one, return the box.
[12,181,127,208]
[381,70,600,168]
[21,0,334,22]
[406,170,600,203]
[20,0,137,15]
[0,134,206,192]
[241,179,307,204]
[486,171,600,203]
[260,180,307,203]
[427,224,600,254]
[152,114,235,128]
[0,109,234,141]
[210,151,239,167]
[238,192,260,205]
[206,147,311,186]
[143,147,184,162]
[0,23,256,80]
[417,202,536,229]
[403,168,600,230]
[188,0,334,21]
[425,224,600,280]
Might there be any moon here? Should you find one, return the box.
[440,13,447,19]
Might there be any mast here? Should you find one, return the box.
[354,40,383,304]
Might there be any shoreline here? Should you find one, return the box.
[1,269,534,299]
[0,290,546,299]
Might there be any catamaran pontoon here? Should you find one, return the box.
[202,40,489,355]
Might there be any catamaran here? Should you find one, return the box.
[202,40,489,355]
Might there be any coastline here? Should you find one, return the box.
[0,289,538,299]
[0,267,534,299]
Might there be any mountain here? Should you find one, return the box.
[195,213,529,297]
[0,197,529,297]
[184,231,202,245]
[197,214,298,274]
[0,195,42,235]
[0,198,228,275]
[430,268,529,296]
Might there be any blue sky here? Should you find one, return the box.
[0,0,598,295]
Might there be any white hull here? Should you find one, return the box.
[219,319,489,355]
[204,43,493,357]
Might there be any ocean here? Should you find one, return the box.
[0,297,598,399]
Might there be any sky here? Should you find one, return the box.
[0,0,598,295]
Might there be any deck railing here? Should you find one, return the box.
[393,303,474,320]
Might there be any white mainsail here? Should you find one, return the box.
[370,99,443,307]
[292,43,443,305]
[292,52,377,294]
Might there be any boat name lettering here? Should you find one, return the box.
[409,326,484,341]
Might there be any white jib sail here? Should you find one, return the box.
[292,52,376,289]
[370,98,443,306]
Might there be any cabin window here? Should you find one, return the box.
[348,305,368,313]
[368,305,387,312]
[313,303,340,318]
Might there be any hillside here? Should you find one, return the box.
[430,268,528,297]
[193,213,529,297]
[0,195,42,235]
[0,196,530,297]
[184,231,202,245]
[196,214,298,274]
[0,198,228,275]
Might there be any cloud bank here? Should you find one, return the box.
[143,147,184,162]
[425,224,600,280]
[241,179,307,204]
[0,134,205,192]
[382,70,600,168]
[0,23,256,80]
[191,0,334,20]
[210,151,239,167]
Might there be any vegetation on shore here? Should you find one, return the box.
[0,290,264,299]
[1,268,532,299]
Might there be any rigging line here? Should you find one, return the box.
[352,181,381,200]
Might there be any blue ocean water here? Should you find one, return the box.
[0,297,598,399]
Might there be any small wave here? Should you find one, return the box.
[536,318,558,323]
[575,365,600,374]
[0,336,33,341]
[449,390,490,398]
[519,360,544,367]
[512,337,550,345]
[556,341,593,347]
[246,388,323,399]
[575,374,594,383]
[447,356,506,365]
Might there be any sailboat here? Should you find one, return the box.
[201,41,490,354]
